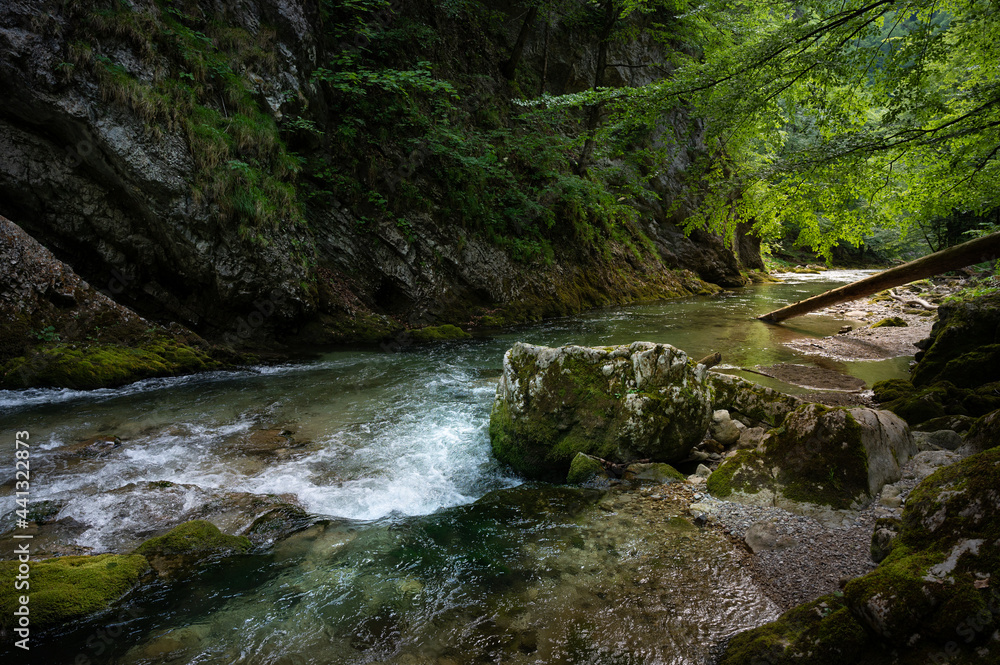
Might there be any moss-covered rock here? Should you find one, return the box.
[911,292,1000,388]
[566,453,609,485]
[720,593,877,665]
[873,379,1000,428]
[490,342,714,481]
[0,338,223,390]
[706,449,766,498]
[136,520,251,558]
[872,316,908,328]
[708,372,804,428]
[408,324,472,342]
[135,520,251,575]
[963,408,1000,455]
[0,554,149,628]
[844,447,1000,648]
[707,404,915,511]
[621,462,686,484]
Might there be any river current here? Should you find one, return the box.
[1,270,909,664]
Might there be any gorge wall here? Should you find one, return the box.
[0,0,761,350]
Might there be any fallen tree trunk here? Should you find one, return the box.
[759,232,1000,323]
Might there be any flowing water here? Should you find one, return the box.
[1,271,911,664]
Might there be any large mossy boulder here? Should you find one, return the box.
[721,447,1000,664]
[0,554,149,628]
[708,373,804,428]
[845,447,1000,647]
[873,378,1000,428]
[707,404,915,512]
[489,342,713,480]
[911,292,1000,388]
[872,292,1000,428]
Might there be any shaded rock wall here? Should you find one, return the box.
[0,0,760,346]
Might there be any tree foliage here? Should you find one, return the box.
[583,0,1000,256]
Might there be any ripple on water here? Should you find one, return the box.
[102,486,778,665]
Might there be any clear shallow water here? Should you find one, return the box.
[0,270,909,663]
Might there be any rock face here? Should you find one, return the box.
[0,215,233,389]
[707,404,916,512]
[490,342,713,481]
[723,446,1000,664]
[0,0,759,349]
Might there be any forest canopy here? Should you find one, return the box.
[560,0,1000,256]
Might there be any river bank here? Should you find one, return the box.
[5,269,995,663]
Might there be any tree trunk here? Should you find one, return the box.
[758,232,1000,323]
[576,2,617,175]
[501,7,538,80]
[539,15,550,96]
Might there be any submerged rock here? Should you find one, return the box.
[707,404,915,512]
[0,554,149,629]
[621,462,686,484]
[490,342,713,480]
[136,520,251,576]
[744,520,798,554]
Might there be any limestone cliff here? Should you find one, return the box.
[0,0,761,351]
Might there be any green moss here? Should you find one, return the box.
[489,344,711,480]
[622,462,686,484]
[0,554,149,628]
[911,292,1000,388]
[707,449,769,498]
[0,337,220,389]
[872,316,908,328]
[872,379,916,403]
[706,453,741,498]
[566,453,608,484]
[767,406,870,509]
[844,550,944,643]
[135,520,251,559]
[409,324,472,342]
[720,593,874,665]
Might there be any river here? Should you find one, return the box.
[1,270,908,664]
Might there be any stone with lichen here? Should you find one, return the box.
[490,342,714,481]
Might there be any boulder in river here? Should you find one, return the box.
[707,403,915,514]
[0,554,149,629]
[136,520,251,576]
[708,373,804,428]
[724,446,1000,663]
[490,342,713,480]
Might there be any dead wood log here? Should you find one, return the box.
[759,232,1000,323]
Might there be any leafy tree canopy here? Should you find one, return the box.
[551,0,999,256]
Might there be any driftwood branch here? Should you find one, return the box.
[759,232,1000,323]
